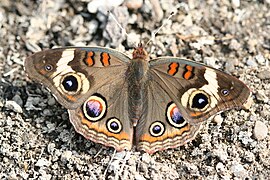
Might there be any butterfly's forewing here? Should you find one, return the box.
[148,57,251,124]
[25,47,130,109]
[25,47,134,151]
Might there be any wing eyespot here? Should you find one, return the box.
[106,118,122,134]
[149,121,165,137]
[181,89,211,112]
[166,102,187,128]
[82,94,107,122]
[221,89,230,96]
[191,92,209,110]
[45,64,53,71]
[60,73,82,94]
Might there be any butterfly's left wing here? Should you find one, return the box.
[135,57,251,153]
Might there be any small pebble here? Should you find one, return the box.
[149,0,164,22]
[115,151,126,159]
[246,57,258,67]
[88,20,99,34]
[255,54,265,65]
[109,159,121,172]
[244,151,255,163]
[231,0,240,8]
[216,162,225,174]
[47,97,56,106]
[5,100,23,113]
[46,122,56,132]
[35,158,51,167]
[134,173,145,180]
[225,60,236,73]
[238,131,253,145]
[61,150,73,163]
[256,90,268,103]
[42,109,53,116]
[257,70,270,80]
[253,121,268,140]
[212,147,228,162]
[12,94,23,107]
[126,32,140,48]
[25,97,42,110]
[213,114,224,125]
[203,57,217,67]
[229,39,241,50]
[87,0,124,13]
[125,0,143,10]
[141,153,151,164]
[231,163,247,178]
[47,143,56,154]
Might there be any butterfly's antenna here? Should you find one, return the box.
[145,11,176,47]
[107,10,137,47]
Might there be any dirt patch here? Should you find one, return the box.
[0,0,269,179]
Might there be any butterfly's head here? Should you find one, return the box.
[132,43,148,60]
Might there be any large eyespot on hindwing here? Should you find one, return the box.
[82,94,107,122]
[149,121,166,137]
[60,73,82,94]
[106,117,122,134]
[166,102,187,128]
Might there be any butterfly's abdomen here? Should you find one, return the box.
[127,59,149,126]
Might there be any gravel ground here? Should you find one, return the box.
[0,0,269,179]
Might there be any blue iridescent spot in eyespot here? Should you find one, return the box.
[171,106,185,124]
[85,100,102,118]
[221,89,229,96]
[62,75,78,92]
[153,125,161,134]
[110,121,119,131]
[45,64,53,71]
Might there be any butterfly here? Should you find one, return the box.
[24,43,251,154]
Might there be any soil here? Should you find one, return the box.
[0,0,269,179]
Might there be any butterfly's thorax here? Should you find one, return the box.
[127,58,149,126]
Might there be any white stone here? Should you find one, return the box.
[254,121,268,140]
[35,158,51,167]
[231,162,247,178]
[232,0,240,8]
[213,115,224,125]
[87,0,124,13]
[5,100,23,113]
